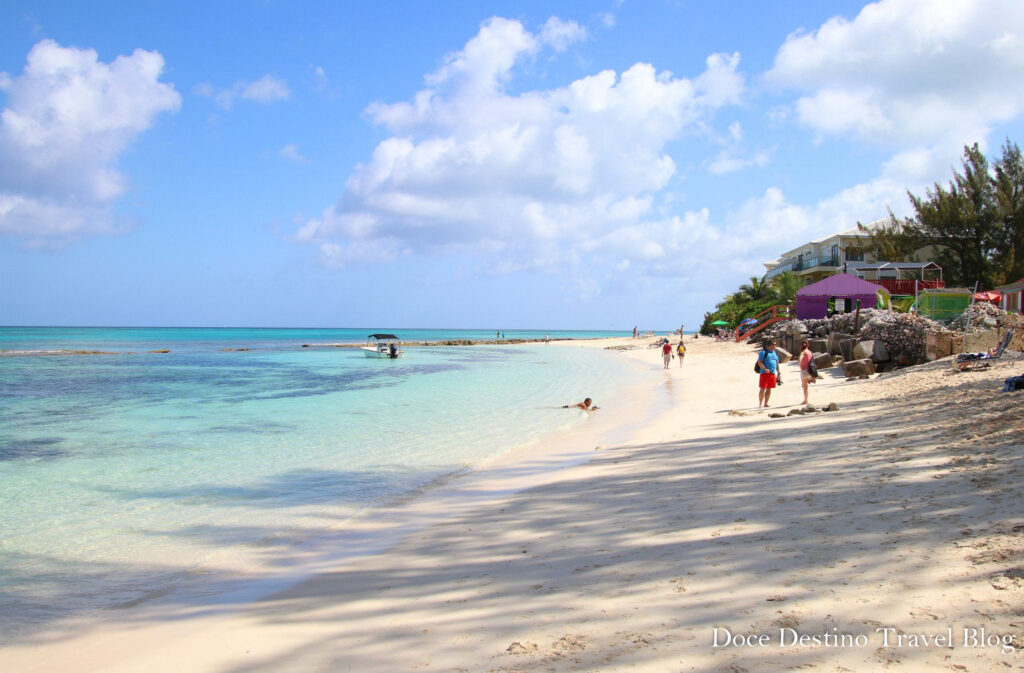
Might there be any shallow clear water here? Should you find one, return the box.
[0,326,630,354]
[0,328,644,632]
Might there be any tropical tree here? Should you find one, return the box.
[857,210,922,262]
[911,143,1005,288]
[769,271,800,305]
[737,276,774,302]
[993,140,1024,281]
[852,140,1024,288]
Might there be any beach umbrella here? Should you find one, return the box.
[711,320,729,326]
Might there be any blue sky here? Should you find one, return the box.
[2,1,1023,329]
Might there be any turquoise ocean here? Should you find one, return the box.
[0,327,651,635]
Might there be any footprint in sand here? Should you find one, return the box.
[506,641,539,655]
[771,613,801,629]
[553,635,587,652]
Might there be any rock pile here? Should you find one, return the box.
[753,303,1020,374]
[949,302,1014,332]
[763,309,941,369]
[857,311,942,363]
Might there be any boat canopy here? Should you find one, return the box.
[368,333,400,340]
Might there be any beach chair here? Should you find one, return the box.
[955,327,1018,371]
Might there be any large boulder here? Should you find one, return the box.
[853,339,890,363]
[808,338,827,354]
[843,358,876,377]
[925,329,955,361]
[840,338,857,362]
[812,352,835,369]
[785,321,807,336]
[775,346,793,363]
[828,332,853,356]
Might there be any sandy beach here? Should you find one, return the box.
[3,335,1023,672]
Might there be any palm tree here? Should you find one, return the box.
[769,271,800,304]
[737,276,774,302]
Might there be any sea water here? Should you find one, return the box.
[0,327,647,634]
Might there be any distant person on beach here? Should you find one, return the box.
[757,340,780,408]
[633,326,638,338]
[563,398,596,410]
[799,340,816,404]
[662,341,673,369]
[676,340,685,367]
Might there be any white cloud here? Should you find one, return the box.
[279,143,307,163]
[0,39,180,244]
[298,16,745,270]
[241,75,290,103]
[197,74,290,110]
[703,151,950,279]
[426,16,539,96]
[766,0,1024,147]
[591,146,954,287]
[706,121,773,175]
[540,17,588,52]
[708,150,771,175]
[317,239,409,268]
[311,64,329,93]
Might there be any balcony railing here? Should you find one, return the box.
[765,264,792,280]
[803,256,839,269]
[766,256,839,279]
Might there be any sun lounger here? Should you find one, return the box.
[955,327,1018,370]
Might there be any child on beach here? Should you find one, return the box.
[676,341,685,366]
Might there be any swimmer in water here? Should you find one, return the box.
[563,398,596,410]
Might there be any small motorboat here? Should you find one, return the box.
[360,333,404,358]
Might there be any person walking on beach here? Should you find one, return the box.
[799,340,815,405]
[676,340,685,367]
[662,340,673,369]
[757,340,780,408]
[633,326,638,338]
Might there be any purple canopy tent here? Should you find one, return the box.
[795,273,887,319]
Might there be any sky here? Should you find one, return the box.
[2,0,1023,330]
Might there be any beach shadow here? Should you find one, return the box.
[203,367,1021,672]
[5,365,1023,672]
